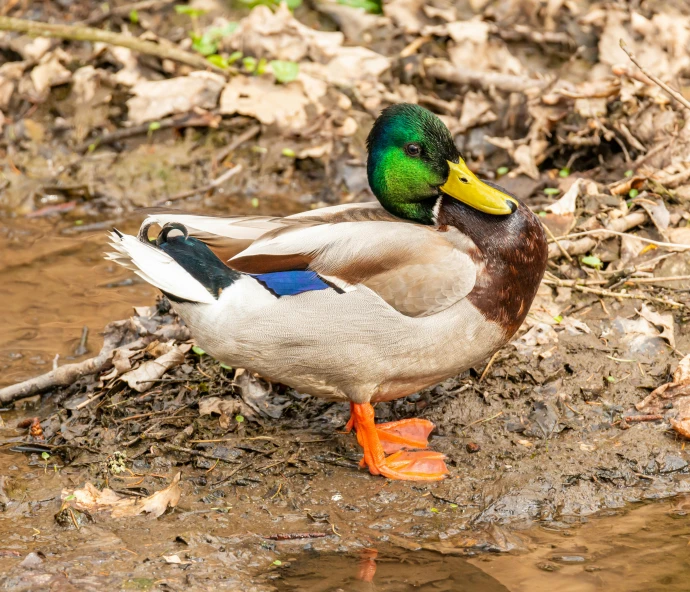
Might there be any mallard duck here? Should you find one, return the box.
[107,104,548,481]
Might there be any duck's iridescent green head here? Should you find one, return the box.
[366,103,518,224]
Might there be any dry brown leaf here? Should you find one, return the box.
[127,72,225,124]
[120,343,191,392]
[199,396,246,419]
[224,4,342,62]
[637,304,675,348]
[636,354,690,417]
[62,473,181,519]
[670,418,690,440]
[219,75,325,133]
[30,52,71,95]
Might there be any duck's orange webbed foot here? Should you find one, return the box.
[343,403,434,453]
[347,402,448,481]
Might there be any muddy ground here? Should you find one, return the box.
[2,0,690,589]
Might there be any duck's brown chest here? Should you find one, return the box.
[437,197,548,339]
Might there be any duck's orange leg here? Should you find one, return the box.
[343,403,435,453]
[348,402,448,481]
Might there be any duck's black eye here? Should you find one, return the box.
[404,143,421,157]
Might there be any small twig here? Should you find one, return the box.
[479,351,500,382]
[264,532,328,541]
[625,414,664,423]
[161,444,242,464]
[624,275,690,284]
[156,164,243,205]
[424,58,551,94]
[550,229,690,252]
[462,411,503,430]
[542,278,687,309]
[76,112,218,153]
[620,40,690,111]
[542,222,573,263]
[82,0,176,26]
[215,125,261,164]
[0,15,227,75]
[0,345,114,405]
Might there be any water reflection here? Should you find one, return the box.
[276,500,690,592]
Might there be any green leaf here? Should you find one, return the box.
[270,60,299,83]
[282,148,296,158]
[175,5,207,17]
[193,23,238,56]
[251,197,260,208]
[624,169,634,177]
[192,345,206,355]
[554,315,563,324]
[496,166,509,176]
[74,220,84,226]
[148,121,161,132]
[219,362,233,370]
[559,168,570,178]
[537,211,547,217]
[273,559,282,566]
[129,9,139,24]
[543,187,561,196]
[336,0,381,13]
[41,452,50,461]
[227,51,243,65]
[207,54,228,69]
[236,415,245,423]
[449,503,458,509]
[64,494,75,501]
[242,56,257,73]
[606,375,616,383]
[628,188,639,199]
[430,507,439,513]
[581,255,603,269]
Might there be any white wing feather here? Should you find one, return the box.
[105,232,216,304]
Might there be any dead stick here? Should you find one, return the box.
[215,124,261,164]
[543,278,687,309]
[620,40,690,110]
[0,15,227,75]
[83,0,176,26]
[423,58,550,94]
[156,164,242,205]
[0,346,113,404]
[625,414,664,422]
[551,228,690,252]
[542,222,573,263]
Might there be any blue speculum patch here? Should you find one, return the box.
[252,270,331,296]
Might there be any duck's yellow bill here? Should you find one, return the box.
[439,160,518,215]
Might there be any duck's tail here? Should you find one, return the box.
[106,223,240,304]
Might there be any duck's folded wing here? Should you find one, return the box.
[230,219,478,317]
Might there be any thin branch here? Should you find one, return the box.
[542,278,687,309]
[620,39,690,110]
[551,228,690,251]
[0,15,227,75]
[423,58,550,94]
[0,345,113,404]
[542,222,573,262]
[82,0,176,26]
[156,164,243,205]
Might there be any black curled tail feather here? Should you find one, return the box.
[153,223,241,300]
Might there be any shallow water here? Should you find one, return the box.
[275,501,690,591]
[0,217,156,388]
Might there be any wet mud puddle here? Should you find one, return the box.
[273,500,690,591]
